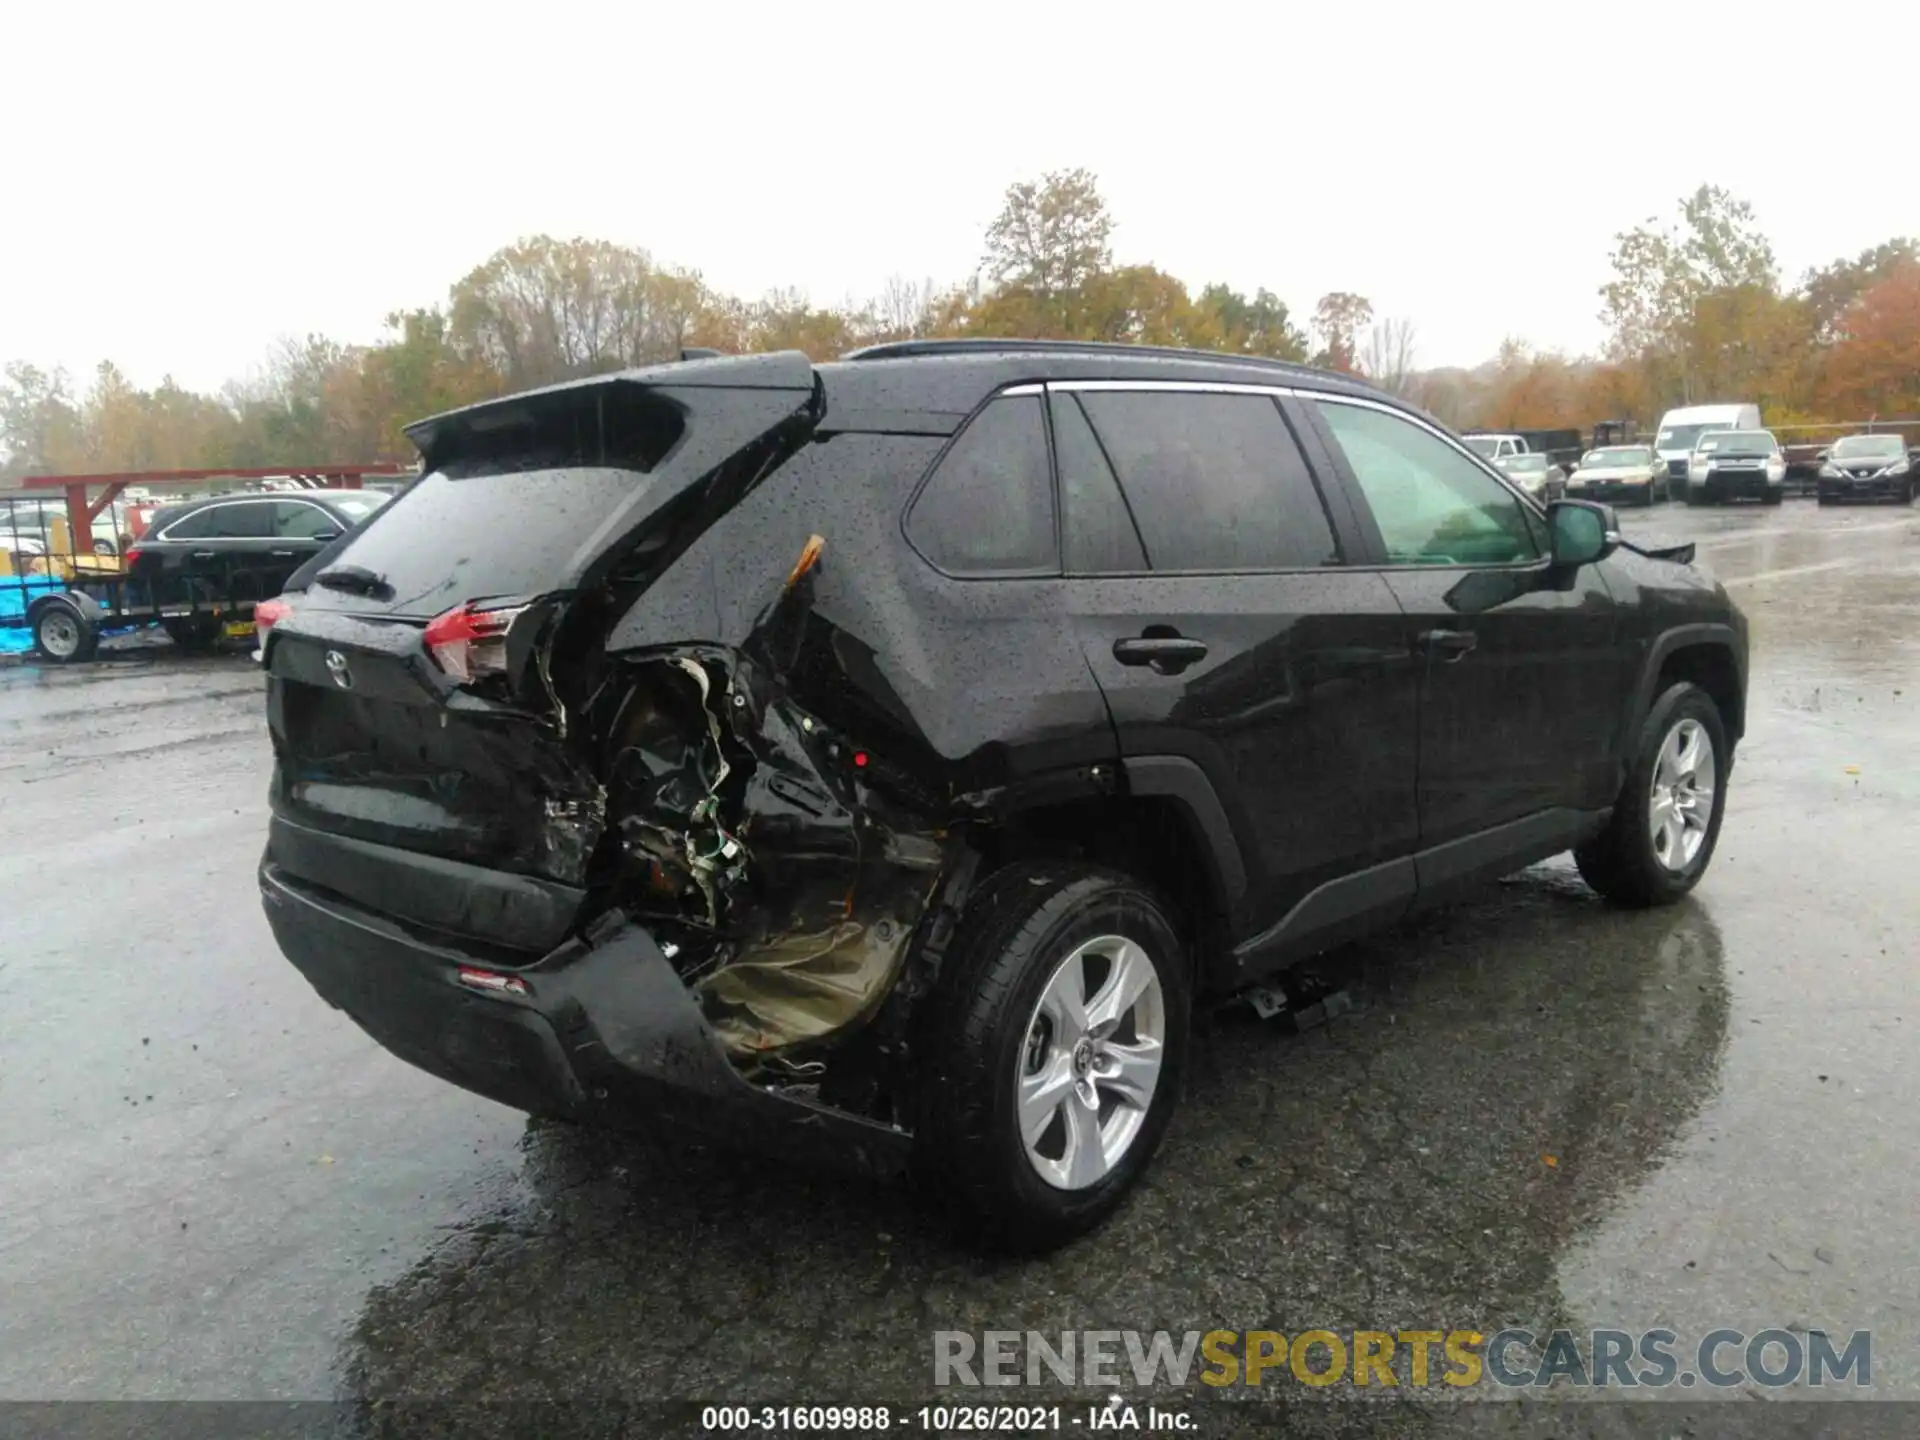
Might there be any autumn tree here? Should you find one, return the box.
[1311,292,1374,373]
[0,363,84,478]
[982,169,1114,300]
[1801,238,1919,344]
[448,237,713,388]
[1599,184,1781,404]
[1819,259,1920,417]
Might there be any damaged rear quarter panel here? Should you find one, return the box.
[596,428,1122,1064]
[605,431,1118,784]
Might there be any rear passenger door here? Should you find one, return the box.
[197,499,284,602]
[1057,384,1420,970]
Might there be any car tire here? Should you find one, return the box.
[1817,491,1835,506]
[92,538,117,556]
[1763,486,1784,506]
[1684,488,1706,507]
[1575,682,1729,908]
[32,599,100,663]
[915,861,1189,1252]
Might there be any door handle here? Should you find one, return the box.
[270,549,296,558]
[1113,635,1209,674]
[190,550,216,560]
[1419,628,1478,661]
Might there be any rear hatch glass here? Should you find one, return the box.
[265,358,820,926]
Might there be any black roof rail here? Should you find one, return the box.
[841,336,1332,380]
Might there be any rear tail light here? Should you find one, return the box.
[124,547,144,566]
[253,596,291,662]
[423,601,528,684]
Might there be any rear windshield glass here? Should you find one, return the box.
[1585,447,1652,466]
[1464,437,1501,458]
[311,467,661,615]
[1504,454,1548,472]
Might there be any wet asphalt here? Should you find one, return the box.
[3,499,1918,1436]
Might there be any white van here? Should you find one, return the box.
[1654,403,1761,494]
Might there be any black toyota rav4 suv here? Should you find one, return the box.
[259,340,1747,1248]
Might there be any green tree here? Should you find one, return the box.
[981,168,1113,299]
[1194,285,1308,360]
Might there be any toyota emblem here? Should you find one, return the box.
[325,650,353,690]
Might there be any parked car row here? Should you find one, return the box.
[1551,428,1913,510]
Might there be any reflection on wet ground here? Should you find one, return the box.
[344,868,1727,1410]
[2,501,1916,1433]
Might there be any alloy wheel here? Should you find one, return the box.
[1648,718,1717,871]
[1016,935,1165,1190]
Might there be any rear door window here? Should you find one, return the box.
[205,501,276,539]
[1074,391,1340,570]
[906,394,1056,576]
[1051,392,1146,574]
[158,507,215,540]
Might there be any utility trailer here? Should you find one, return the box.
[1,465,408,662]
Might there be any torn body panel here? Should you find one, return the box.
[598,636,948,1066]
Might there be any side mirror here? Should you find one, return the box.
[1548,500,1619,568]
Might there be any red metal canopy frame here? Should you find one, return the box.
[17,465,412,547]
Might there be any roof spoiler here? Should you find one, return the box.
[403,352,816,465]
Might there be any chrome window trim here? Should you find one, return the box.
[1047,379,1297,399]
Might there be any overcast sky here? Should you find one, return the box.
[4,0,1910,393]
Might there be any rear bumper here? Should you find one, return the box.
[259,859,912,1175]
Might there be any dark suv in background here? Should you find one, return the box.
[127,489,388,647]
[257,341,1747,1248]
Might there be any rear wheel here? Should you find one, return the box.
[1575,682,1728,907]
[32,600,99,663]
[916,862,1189,1251]
[1763,485,1784,506]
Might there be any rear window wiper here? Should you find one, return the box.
[315,564,393,598]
